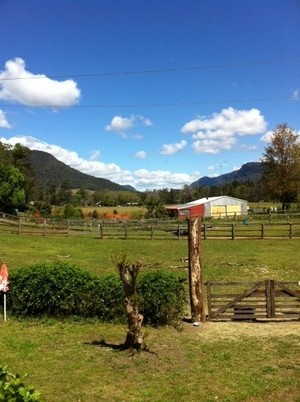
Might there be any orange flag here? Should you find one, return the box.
[0,262,9,293]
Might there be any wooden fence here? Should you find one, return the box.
[1,213,300,239]
[205,280,300,321]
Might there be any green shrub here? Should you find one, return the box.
[0,366,41,401]
[87,274,125,322]
[6,263,187,325]
[8,262,124,320]
[138,271,187,326]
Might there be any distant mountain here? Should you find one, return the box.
[191,162,262,188]
[28,150,136,192]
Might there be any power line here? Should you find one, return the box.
[0,96,296,109]
[0,57,299,81]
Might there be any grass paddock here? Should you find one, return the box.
[0,234,299,401]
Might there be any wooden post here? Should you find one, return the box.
[206,281,212,319]
[18,217,22,235]
[289,223,293,239]
[266,279,275,318]
[43,219,46,237]
[177,221,181,240]
[188,218,205,323]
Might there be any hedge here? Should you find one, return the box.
[2,262,187,326]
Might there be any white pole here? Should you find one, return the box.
[3,293,6,322]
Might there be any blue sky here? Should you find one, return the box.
[0,0,299,191]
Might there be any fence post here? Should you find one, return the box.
[18,217,22,235]
[231,224,235,240]
[261,223,264,239]
[206,281,212,319]
[289,223,293,239]
[266,279,275,318]
[99,223,103,239]
[188,217,205,323]
[124,222,128,239]
[177,221,181,240]
[43,219,46,237]
[150,223,154,240]
[203,223,207,240]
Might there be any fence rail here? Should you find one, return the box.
[206,280,300,321]
[1,212,300,239]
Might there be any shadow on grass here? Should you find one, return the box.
[90,339,128,350]
[84,339,157,355]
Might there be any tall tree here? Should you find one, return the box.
[262,124,300,209]
[0,165,26,212]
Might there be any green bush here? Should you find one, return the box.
[6,263,187,325]
[138,271,187,326]
[7,262,125,320]
[88,274,125,322]
[0,366,41,401]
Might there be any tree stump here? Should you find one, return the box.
[118,259,146,351]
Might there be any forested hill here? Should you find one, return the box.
[191,162,262,188]
[27,150,136,192]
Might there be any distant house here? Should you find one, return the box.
[165,196,248,220]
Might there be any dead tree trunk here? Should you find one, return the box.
[188,218,205,323]
[118,259,145,350]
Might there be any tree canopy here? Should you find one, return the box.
[262,124,300,209]
[0,142,36,213]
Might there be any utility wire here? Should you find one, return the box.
[0,57,299,81]
[0,96,296,109]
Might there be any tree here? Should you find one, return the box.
[0,164,26,212]
[11,144,37,203]
[262,124,300,209]
[117,257,146,351]
[144,194,167,219]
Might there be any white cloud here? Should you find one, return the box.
[0,109,12,128]
[135,150,147,159]
[132,134,143,140]
[160,140,187,155]
[105,115,135,132]
[133,168,199,189]
[292,89,299,100]
[0,58,80,107]
[105,114,153,134]
[260,130,274,143]
[0,135,198,191]
[192,137,236,154]
[89,150,101,161]
[181,107,267,154]
[260,128,300,144]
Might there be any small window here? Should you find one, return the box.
[180,209,190,216]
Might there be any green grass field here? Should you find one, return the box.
[0,234,299,401]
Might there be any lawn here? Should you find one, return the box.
[0,234,299,401]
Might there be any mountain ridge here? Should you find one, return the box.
[191,162,262,188]
[28,150,136,192]
[28,150,262,193]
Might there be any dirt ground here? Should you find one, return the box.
[184,320,300,341]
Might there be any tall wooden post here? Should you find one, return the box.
[188,218,205,323]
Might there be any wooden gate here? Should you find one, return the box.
[205,280,300,321]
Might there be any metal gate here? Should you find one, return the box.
[205,280,300,321]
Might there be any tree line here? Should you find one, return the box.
[0,124,299,216]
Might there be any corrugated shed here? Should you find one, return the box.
[166,195,248,219]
